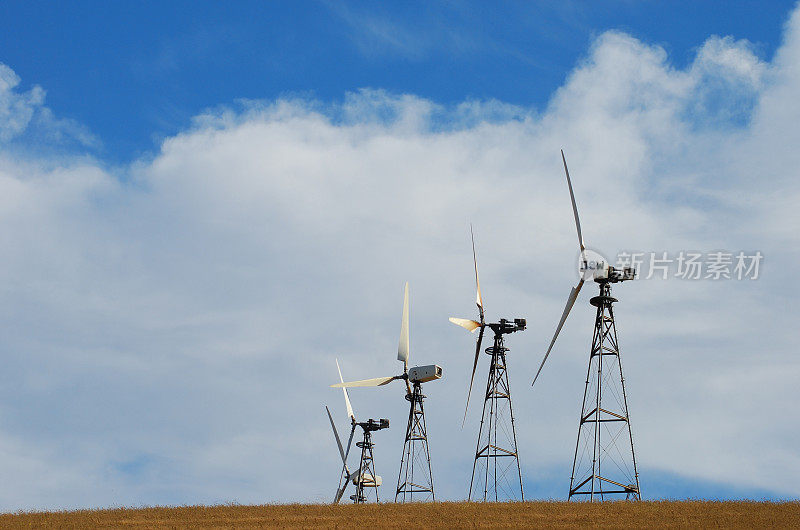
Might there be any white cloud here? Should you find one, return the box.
[0,8,799,510]
[0,64,45,142]
[0,63,97,150]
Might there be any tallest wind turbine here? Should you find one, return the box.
[532,150,641,501]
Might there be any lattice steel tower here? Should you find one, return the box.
[568,281,640,500]
[470,319,526,502]
[532,150,642,502]
[396,381,435,502]
[352,419,389,503]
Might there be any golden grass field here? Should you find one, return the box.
[2,501,799,529]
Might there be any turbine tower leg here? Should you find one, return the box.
[568,282,641,501]
[469,333,524,501]
[353,429,379,504]
[395,381,435,502]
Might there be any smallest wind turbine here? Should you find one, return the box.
[326,359,389,504]
[333,282,442,502]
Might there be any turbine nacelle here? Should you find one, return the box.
[607,265,636,282]
[489,318,526,335]
[407,364,443,384]
[580,257,635,283]
[358,418,390,431]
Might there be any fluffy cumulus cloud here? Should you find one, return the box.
[1,9,800,511]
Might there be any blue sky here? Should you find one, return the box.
[0,1,799,511]
[0,1,795,162]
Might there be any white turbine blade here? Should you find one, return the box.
[397,281,410,370]
[561,150,585,252]
[462,323,485,427]
[343,423,356,460]
[532,279,584,387]
[449,317,481,332]
[334,483,348,504]
[331,376,397,388]
[349,463,363,485]
[334,424,357,504]
[326,405,348,468]
[335,460,356,504]
[470,224,484,319]
[335,358,354,421]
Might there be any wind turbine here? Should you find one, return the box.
[450,227,526,502]
[531,150,641,501]
[326,359,389,504]
[332,282,442,502]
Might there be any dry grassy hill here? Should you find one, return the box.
[2,500,799,528]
